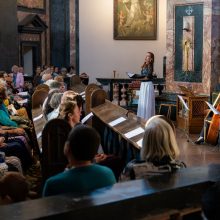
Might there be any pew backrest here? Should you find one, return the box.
[1,164,220,220]
[41,118,71,181]
[32,88,48,109]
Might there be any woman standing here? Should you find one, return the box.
[137,52,155,120]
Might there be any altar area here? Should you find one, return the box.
[96,77,166,113]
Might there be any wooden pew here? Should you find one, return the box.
[1,164,220,220]
[90,90,146,158]
[31,88,48,109]
[70,75,86,94]
[85,83,100,115]
[41,118,71,182]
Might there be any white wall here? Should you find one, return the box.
[79,0,167,83]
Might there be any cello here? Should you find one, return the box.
[206,104,220,145]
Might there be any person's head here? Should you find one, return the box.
[54,66,59,73]
[35,66,41,75]
[54,75,64,82]
[147,115,176,134]
[50,66,54,73]
[61,90,83,111]
[145,52,154,65]
[49,92,63,109]
[59,101,81,127]
[0,172,29,204]
[64,124,100,163]
[42,73,52,82]
[11,65,18,74]
[18,67,24,73]
[141,117,179,162]
[0,79,7,89]
[202,182,220,220]
[0,86,7,103]
[46,80,62,91]
[61,67,67,77]
[67,65,75,73]
[61,90,78,104]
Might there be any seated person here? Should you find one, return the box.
[0,135,32,171]
[42,124,116,197]
[120,116,186,181]
[42,89,60,120]
[195,108,217,145]
[47,93,63,121]
[0,86,18,127]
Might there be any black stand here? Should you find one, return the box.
[178,95,194,144]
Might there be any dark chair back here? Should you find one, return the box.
[35,84,50,92]
[41,118,71,181]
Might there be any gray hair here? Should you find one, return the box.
[49,93,63,109]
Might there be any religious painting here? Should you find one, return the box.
[114,0,157,40]
[17,0,45,10]
[174,4,203,82]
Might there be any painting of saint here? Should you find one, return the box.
[114,0,157,40]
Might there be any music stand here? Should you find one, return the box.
[177,95,194,143]
[205,101,220,148]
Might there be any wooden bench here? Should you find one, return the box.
[90,90,146,159]
[1,164,220,220]
[41,118,71,182]
[31,88,49,109]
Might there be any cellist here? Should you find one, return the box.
[195,103,220,145]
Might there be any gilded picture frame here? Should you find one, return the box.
[114,0,157,40]
[17,0,45,13]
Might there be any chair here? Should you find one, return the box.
[32,88,48,109]
[204,93,220,145]
[159,103,176,121]
[35,84,49,92]
[41,118,71,181]
[70,75,86,94]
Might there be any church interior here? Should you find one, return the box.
[0,0,220,219]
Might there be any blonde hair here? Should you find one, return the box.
[59,100,78,121]
[141,117,179,162]
[61,90,78,104]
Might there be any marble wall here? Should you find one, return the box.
[70,0,77,69]
[166,0,220,95]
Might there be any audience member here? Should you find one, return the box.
[120,116,186,181]
[59,101,81,127]
[47,93,63,121]
[59,99,124,181]
[42,124,116,197]
[42,89,61,120]
[33,66,42,87]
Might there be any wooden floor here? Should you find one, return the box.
[176,128,220,167]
